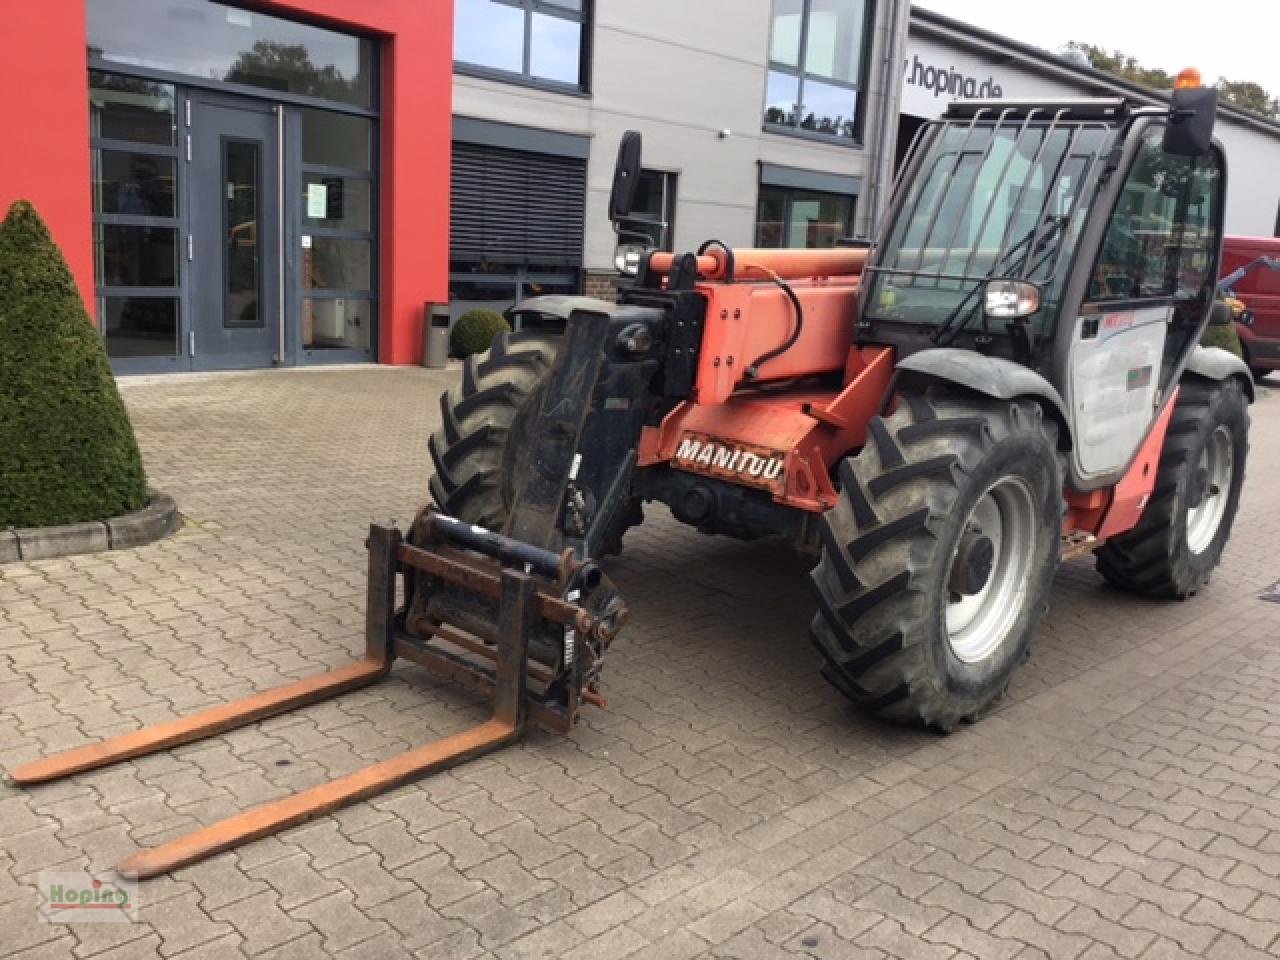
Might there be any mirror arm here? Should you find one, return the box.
[614,214,665,229]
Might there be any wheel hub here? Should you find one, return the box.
[1185,425,1233,555]
[949,529,995,597]
[945,476,1037,665]
[1187,465,1210,509]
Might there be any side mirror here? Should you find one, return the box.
[1163,85,1217,157]
[608,131,643,223]
[1208,300,1234,326]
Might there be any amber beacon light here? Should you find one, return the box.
[1174,67,1203,90]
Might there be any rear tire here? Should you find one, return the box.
[810,387,1063,731]
[1096,378,1248,599]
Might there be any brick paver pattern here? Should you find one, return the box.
[3,366,1280,960]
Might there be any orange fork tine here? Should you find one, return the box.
[117,568,536,880]
[7,657,389,786]
[8,527,403,789]
[118,717,518,879]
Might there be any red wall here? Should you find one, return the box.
[0,0,96,308]
[0,0,452,366]
[261,0,453,364]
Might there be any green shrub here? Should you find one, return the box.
[0,200,148,528]
[450,309,511,358]
[1200,317,1244,359]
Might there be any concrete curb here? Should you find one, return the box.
[0,531,18,564]
[4,491,181,563]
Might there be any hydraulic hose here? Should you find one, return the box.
[742,265,804,380]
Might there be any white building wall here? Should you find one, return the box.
[453,0,906,274]
[1214,123,1280,237]
[451,6,1280,293]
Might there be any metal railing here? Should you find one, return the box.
[867,110,1115,292]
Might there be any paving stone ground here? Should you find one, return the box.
[3,364,1280,959]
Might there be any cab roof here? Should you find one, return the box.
[942,98,1151,123]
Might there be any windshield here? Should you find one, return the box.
[865,117,1113,332]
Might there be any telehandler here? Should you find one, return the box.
[10,72,1251,879]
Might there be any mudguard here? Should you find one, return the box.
[1185,345,1255,402]
[894,347,1073,449]
[504,295,617,333]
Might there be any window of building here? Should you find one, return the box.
[90,71,183,360]
[764,0,872,142]
[87,0,375,108]
[299,110,377,351]
[632,170,678,251]
[454,0,590,90]
[756,185,854,248]
[449,139,586,331]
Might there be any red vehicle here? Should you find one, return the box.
[1222,235,1280,379]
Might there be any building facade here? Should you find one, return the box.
[902,9,1280,238]
[448,0,911,318]
[448,3,1280,326]
[1,0,451,373]
[10,3,1275,375]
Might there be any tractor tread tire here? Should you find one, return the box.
[428,331,641,554]
[1095,378,1248,600]
[810,387,1063,731]
[428,331,559,531]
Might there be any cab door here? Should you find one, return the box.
[1066,127,1223,480]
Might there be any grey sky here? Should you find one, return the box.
[917,0,1280,99]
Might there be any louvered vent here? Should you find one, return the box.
[451,143,586,267]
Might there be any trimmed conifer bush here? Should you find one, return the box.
[0,200,148,528]
[450,309,511,358]
[1200,315,1244,359]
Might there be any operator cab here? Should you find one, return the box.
[859,80,1224,391]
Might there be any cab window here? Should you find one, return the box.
[1089,129,1222,303]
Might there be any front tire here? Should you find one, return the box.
[1096,378,1248,599]
[427,331,640,553]
[428,331,559,530]
[810,387,1063,731]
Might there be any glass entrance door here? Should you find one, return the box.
[190,98,280,370]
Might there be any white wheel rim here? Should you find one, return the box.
[1186,425,1233,555]
[946,476,1037,664]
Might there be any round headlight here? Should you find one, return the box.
[983,280,1041,319]
[614,243,645,276]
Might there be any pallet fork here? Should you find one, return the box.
[9,307,630,879]
[8,513,625,879]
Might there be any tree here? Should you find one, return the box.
[0,201,148,527]
[226,42,359,103]
[1065,42,1280,120]
[1066,43,1173,91]
[1215,80,1280,120]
